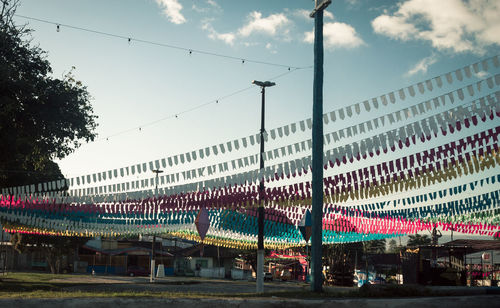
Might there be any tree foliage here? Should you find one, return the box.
[10,233,90,274]
[1,2,97,273]
[0,1,97,189]
[364,239,386,254]
[237,248,271,273]
[407,234,432,247]
[323,242,362,286]
[388,239,398,252]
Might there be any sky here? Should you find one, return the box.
[8,0,500,241]
[11,0,499,177]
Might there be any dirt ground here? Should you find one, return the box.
[49,274,315,294]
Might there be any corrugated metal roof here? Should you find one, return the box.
[443,239,500,252]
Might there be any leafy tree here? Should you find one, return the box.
[388,239,398,252]
[1,2,97,273]
[320,218,361,285]
[323,242,363,286]
[10,233,90,274]
[364,239,386,254]
[407,234,431,247]
[0,1,97,190]
[238,248,271,273]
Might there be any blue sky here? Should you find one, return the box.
[13,0,500,178]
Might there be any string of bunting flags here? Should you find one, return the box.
[1,133,499,247]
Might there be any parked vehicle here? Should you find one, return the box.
[127,265,149,277]
[370,277,386,285]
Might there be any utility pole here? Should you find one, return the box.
[252,79,276,293]
[310,0,331,292]
[151,169,163,283]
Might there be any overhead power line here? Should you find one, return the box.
[100,67,308,141]
[12,14,311,142]
[14,14,309,70]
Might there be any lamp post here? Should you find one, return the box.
[310,0,331,292]
[252,79,276,293]
[150,169,163,283]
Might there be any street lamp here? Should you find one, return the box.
[150,169,163,283]
[252,80,276,88]
[252,79,276,293]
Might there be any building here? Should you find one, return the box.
[79,237,174,275]
[173,244,238,279]
[401,239,500,286]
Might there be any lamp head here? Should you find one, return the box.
[252,80,276,88]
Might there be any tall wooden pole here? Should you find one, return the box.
[310,0,330,292]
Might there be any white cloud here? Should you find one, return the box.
[265,42,277,54]
[156,0,186,24]
[293,9,311,20]
[193,0,222,14]
[203,11,291,46]
[474,71,489,79]
[304,31,314,44]
[406,55,437,76]
[371,14,418,40]
[243,42,259,47]
[192,4,208,13]
[324,10,334,20]
[238,11,291,38]
[211,31,236,46]
[304,22,365,49]
[206,0,220,8]
[293,8,333,20]
[202,10,341,51]
[371,0,500,54]
[201,20,235,45]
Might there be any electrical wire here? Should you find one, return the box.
[12,14,312,142]
[14,14,309,70]
[98,66,309,141]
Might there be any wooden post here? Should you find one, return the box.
[310,0,331,292]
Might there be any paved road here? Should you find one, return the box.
[2,295,500,308]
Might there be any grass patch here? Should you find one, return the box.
[0,290,343,300]
[0,272,78,293]
[0,290,222,299]
[0,288,435,300]
[0,272,71,282]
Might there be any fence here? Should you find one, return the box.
[199,267,225,278]
[79,254,126,274]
